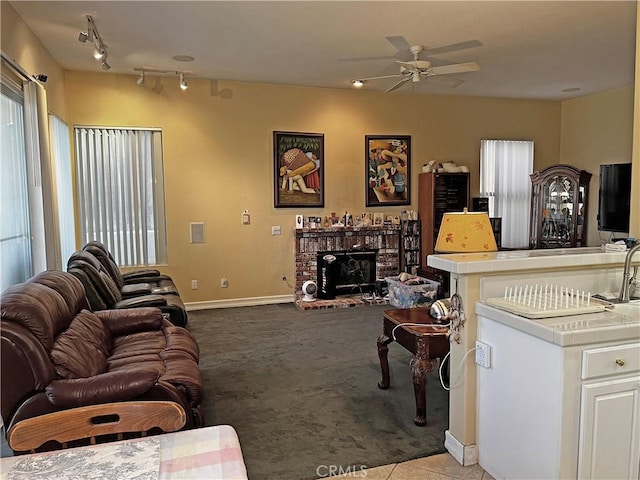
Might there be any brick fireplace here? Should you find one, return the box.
[294,225,400,304]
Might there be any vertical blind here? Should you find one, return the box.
[74,127,167,266]
[480,139,534,249]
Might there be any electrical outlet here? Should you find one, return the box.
[221,277,229,288]
[475,341,492,368]
[272,226,281,235]
[191,280,198,290]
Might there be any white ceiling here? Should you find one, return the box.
[9,0,638,100]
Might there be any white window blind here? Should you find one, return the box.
[74,127,167,267]
[480,139,534,249]
[49,115,76,265]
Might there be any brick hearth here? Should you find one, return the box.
[294,225,400,307]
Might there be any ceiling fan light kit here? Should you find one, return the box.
[353,40,480,93]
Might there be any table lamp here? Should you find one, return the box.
[434,208,498,253]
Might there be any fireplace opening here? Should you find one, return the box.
[316,250,377,299]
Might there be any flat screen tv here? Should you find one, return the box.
[597,163,632,233]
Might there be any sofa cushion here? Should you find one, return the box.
[50,310,112,379]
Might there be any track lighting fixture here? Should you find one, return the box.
[352,79,364,88]
[133,68,191,91]
[79,15,109,71]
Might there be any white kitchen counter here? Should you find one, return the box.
[425,246,634,467]
[476,299,640,479]
[476,301,640,346]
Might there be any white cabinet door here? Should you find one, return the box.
[578,375,640,480]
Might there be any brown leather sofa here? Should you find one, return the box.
[1,270,204,454]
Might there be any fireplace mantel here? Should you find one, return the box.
[294,225,400,297]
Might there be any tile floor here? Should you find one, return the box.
[319,453,495,480]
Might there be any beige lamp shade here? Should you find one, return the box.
[435,209,498,253]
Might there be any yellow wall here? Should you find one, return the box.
[0,1,66,118]
[64,71,562,302]
[560,86,635,246]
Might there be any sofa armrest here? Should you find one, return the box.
[122,269,161,281]
[121,282,152,297]
[45,370,159,408]
[95,308,164,335]
[115,295,167,309]
[8,400,186,452]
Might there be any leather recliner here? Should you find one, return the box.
[1,270,204,454]
[82,241,179,296]
[67,250,188,327]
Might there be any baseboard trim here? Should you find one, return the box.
[444,430,478,466]
[185,294,295,311]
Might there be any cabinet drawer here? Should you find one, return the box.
[581,342,640,380]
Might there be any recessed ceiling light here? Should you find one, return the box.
[172,55,195,62]
[561,87,581,93]
[352,80,364,88]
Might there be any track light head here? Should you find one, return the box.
[94,46,106,60]
[101,59,111,71]
[78,31,89,43]
[136,71,145,86]
[179,73,188,91]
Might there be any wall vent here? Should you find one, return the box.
[190,222,205,244]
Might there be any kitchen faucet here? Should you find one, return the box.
[618,242,640,302]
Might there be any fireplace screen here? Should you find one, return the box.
[316,250,377,299]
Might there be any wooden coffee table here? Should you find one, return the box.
[376,307,450,426]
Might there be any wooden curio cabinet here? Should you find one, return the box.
[529,164,591,249]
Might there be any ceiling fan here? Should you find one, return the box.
[354,44,480,93]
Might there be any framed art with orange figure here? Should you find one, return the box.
[366,135,411,207]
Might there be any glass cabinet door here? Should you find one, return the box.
[541,175,575,246]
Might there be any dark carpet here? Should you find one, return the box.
[188,303,449,480]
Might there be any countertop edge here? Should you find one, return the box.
[429,248,629,275]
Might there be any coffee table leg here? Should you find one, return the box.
[377,333,392,389]
[410,337,433,426]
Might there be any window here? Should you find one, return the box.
[0,80,32,291]
[480,139,534,249]
[74,127,167,266]
[1,55,75,291]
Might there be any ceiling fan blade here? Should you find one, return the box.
[385,76,412,93]
[423,40,483,56]
[385,35,411,53]
[423,75,466,88]
[429,62,480,75]
[358,74,403,82]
